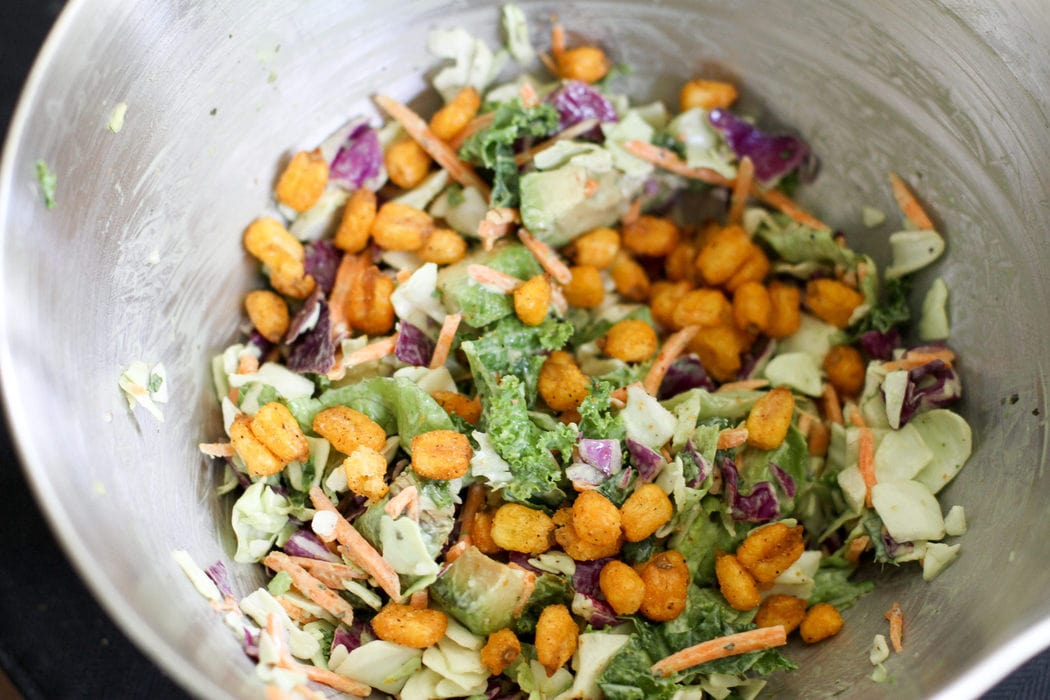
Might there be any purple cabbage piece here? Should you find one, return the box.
[304,240,341,295]
[658,354,716,400]
[682,440,712,487]
[572,558,611,597]
[205,561,234,599]
[242,627,260,660]
[506,552,545,575]
[708,108,811,184]
[738,338,776,381]
[721,457,780,523]
[882,530,914,559]
[286,299,337,374]
[898,358,962,426]
[626,438,665,482]
[617,467,636,490]
[574,592,619,629]
[330,120,384,190]
[768,462,797,498]
[332,619,373,655]
[394,321,435,367]
[283,287,324,345]
[245,331,272,358]
[577,438,622,475]
[486,676,526,700]
[858,328,901,361]
[546,80,618,136]
[282,528,341,563]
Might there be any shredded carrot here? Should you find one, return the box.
[468,263,521,292]
[385,485,420,521]
[477,207,520,250]
[728,156,753,225]
[374,95,491,198]
[445,538,471,563]
[823,384,844,426]
[198,442,235,458]
[514,118,601,166]
[409,590,429,610]
[458,483,486,542]
[845,535,870,564]
[885,601,904,653]
[276,596,320,626]
[519,81,539,108]
[328,252,366,338]
[264,551,357,627]
[609,386,628,403]
[715,379,770,393]
[228,387,240,404]
[622,195,644,227]
[265,685,292,700]
[858,426,876,508]
[846,403,866,428]
[551,22,566,60]
[643,325,701,395]
[888,172,935,231]
[518,228,573,285]
[285,556,365,588]
[237,354,259,375]
[717,426,749,450]
[396,268,413,284]
[293,685,326,700]
[538,51,560,77]
[429,313,462,369]
[796,412,813,438]
[584,179,600,197]
[651,626,788,676]
[752,187,830,230]
[345,336,397,368]
[308,487,402,600]
[807,420,830,457]
[882,349,955,372]
[448,111,495,151]
[623,140,732,187]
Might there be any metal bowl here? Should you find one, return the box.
[2,1,1048,697]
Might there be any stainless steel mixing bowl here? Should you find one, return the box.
[2,1,1049,697]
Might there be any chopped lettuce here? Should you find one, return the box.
[918,277,950,341]
[428,27,507,102]
[512,573,573,635]
[519,165,630,247]
[461,315,572,402]
[232,482,292,563]
[501,4,535,63]
[807,566,875,610]
[436,241,543,327]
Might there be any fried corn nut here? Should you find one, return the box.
[334,188,377,253]
[385,138,432,189]
[553,507,622,560]
[557,46,609,84]
[746,387,796,450]
[610,251,651,301]
[620,483,674,543]
[243,217,305,269]
[570,227,620,269]
[732,281,772,335]
[419,228,468,265]
[715,552,762,611]
[250,401,310,463]
[230,414,284,477]
[429,87,482,141]
[371,603,448,649]
[411,430,473,480]
[649,280,693,330]
[755,594,807,635]
[491,503,555,554]
[640,550,690,621]
[343,445,389,502]
[244,289,290,343]
[673,288,732,330]
[312,406,387,455]
[371,201,434,251]
[562,265,605,308]
[603,319,658,363]
[430,390,482,425]
[275,149,329,213]
[696,224,752,286]
[622,215,680,257]
[346,265,395,335]
[800,602,844,644]
[823,344,866,397]
[538,351,590,411]
[599,560,645,616]
[535,604,579,676]
[572,491,622,548]
[766,281,802,338]
[679,79,739,112]
[513,274,552,326]
[736,522,805,585]
[472,511,501,555]
[481,628,522,676]
[805,278,865,329]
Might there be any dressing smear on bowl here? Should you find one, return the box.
[180,6,971,698]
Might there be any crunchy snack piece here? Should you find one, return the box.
[650,280,693,330]
[766,281,802,338]
[334,188,377,253]
[430,390,482,425]
[535,604,579,676]
[673,288,733,329]
[572,491,622,548]
[620,484,674,542]
[800,602,844,644]
[562,265,605,308]
[385,138,432,189]
[570,227,620,269]
[746,387,796,450]
[312,406,387,455]
[732,281,772,335]
[603,319,658,363]
[679,79,739,111]
[371,201,434,252]
[491,503,555,554]
[610,250,651,301]
[665,242,699,284]
[639,550,690,621]
[244,290,290,344]
[755,594,807,635]
[230,414,284,477]
[557,46,609,84]
[599,560,645,616]
[688,324,747,382]
[250,401,310,463]
[275,149,329,212]
[411,430,473,480]
[724,243,771,292]
[243,217,305,269]
[553,507,622,560]
[371,603,448,649]
[696,224,751,286]
[715,552,762,611]
[429,86,482,141]
[805,278,865,329]
[736,523,805,586]
[513,274,552,326]
[622,215,680,257]
[419,228,468,265]
[481,628,522,676]
[343,446,389,502]
[269,258,317,300]
[823,344,866,397]
[346,265,396,335]
[472,511,501,555]
[538,351,590,411]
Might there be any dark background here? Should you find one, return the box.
[1,2,1048,699]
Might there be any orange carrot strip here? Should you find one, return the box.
[445,538,471,563]
[808,421,830,457]
[511,568,538,616]
[409,590,429,610]
[728,156,753,225]
[385,485,420,521]
[264,551,356,627]
[514,118,601,166]
[265,686,292,700]
[477,207,520,251]
[374,95,491,198]
[293,686,326,700]
[237,354,260,375]
[622,195,644,227]
[609,386,628,403]
[198,442,235,458]
[308,487,402,600]
[458,483,487,542]
[752,187,830,230]
[823,384,844,426]
[651,626,788,676]
[345,336,397,367]
[549,284,568,316]
[623,140,732,186]
[551,22,566,59]
[328,252,366,338]
[796,411,814,438]
[845,535,871,564]
[429,313,462,370]
[396,269,413,284]
[276,596,320,626]
[518,228,573,285]
[468,264,521,292]
[885,601,904,653]
[882,349,955,372]
[519,81,539,108]
[889,172,935,230]
[858,426,876,508]
[715,379,770,393]
[717,426,749,450]
[643,325,701,395]
[448,111,496,151]
[286,556,366,588]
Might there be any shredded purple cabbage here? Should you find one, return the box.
[882,529,914,559]
[768,462,797,498]
[242,627,260,660]
[286,299,336,374]
[657,354,716,400]
[283,287,324,345]
[738,338,776,380]
[205,561,234,599]
[682,440,712,487]
[394,321,435,367]
[571,558,610,597]
[898,358,962,425]
[858,328,901,361]
[282,528,341,563]
[626,438,665,482]
[708,108,811,184]
[721,457,780,522]
[574,592,619,629]
[546,80,618,136]
[245,331,272,359]
[577,438,622,475]
[304,240,341,295]
[330,120,384,190]
[332,619,374,656]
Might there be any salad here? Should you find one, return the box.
[184,5,972,698]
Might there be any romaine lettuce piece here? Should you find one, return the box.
[232,482,291,563]
[330,639,422,694]
[910,409,972,494]
[436,241,542,327]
